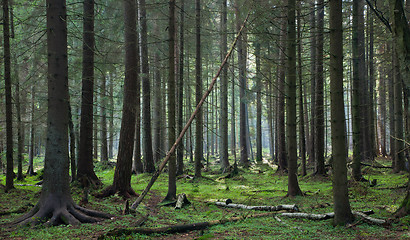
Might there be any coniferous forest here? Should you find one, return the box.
[0,0,410,239]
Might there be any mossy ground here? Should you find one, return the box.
[0,156,409,239]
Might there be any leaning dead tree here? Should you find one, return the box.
[130,11,251,210]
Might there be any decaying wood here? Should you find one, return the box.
[122,200,129,215]
[130,12,251,210]
[100,214,149,239]
[98,212,276,239]
[215,202,299,212]
[279,212,334,220]
[352,211,388,225]
[175,193,190,209]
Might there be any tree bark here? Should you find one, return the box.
[308,0,316,165]
[164,0,177,201]
[100,74,109,163]
[3,0,14,191]
[177,0,185,176]
[329,0,354,225]
[27,85,36,176]
[15,0,112,225]
[14,66,24,180]
[286,0,303,196]
[351,0,364,181]
[256,42,262,163]
[314,0,325,175]
[219,0,230,171]
[78,0,101,187]
[195,0,203,177]
[393,50,405,172]
[139,0,155,173]
[98,0,139,198]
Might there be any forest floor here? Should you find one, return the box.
[0,156,409,239]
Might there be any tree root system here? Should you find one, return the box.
[13,193,113,226]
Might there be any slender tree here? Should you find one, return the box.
[98,0,139,198]
[286,0,303,196]
[219,0,230,171]
[195,0,203,177]
[314,0,325,175]
[14,0,111,225]
[14,67,24,180]
[351,0,364,181]
[77,0,101,187]
[100,74,109,163]
[255,42,263,163]
[27,85,36,175]
[177,0,185,176]
[139,0,155,173]
[329,0,354,225]
[3,0,14,191]
[164,0,177,201]
[235,0,249,168]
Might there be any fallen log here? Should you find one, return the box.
[352,211,388,225]
[215,202,299,212]
[98,212,276,239]
[100,214,149,239]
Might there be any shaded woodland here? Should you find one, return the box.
[0,0,410,238]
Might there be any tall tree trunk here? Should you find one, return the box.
[108,74,114,159]
[3,0,14,191]
[139,0,155,173]
[101,0,139,198]
[314,0,325,175]
[195,0,203,177]
[308,0,316,165]
[177,0,185,176]
[100,74,109,163]
[235,0,249,168]
[351,0,364,181]
[286,0,303,196]
[329,0,354,225]
[153,22,163,164]
[368,12,376,160]
[256,42,263,163]
[219,0,230,171]
[393,50,405,172]
[165,0,177,201]
[389,45,396,168]
[27,85,36,175]
[14,66,24,180]
[388,0,410,218]
[68,101,77,181]
[15,0,111,225]
[132,1,142,174]
[231,50,237,164]
[297,3,307,176]
[78,0,101,187]
[277,13,287,171]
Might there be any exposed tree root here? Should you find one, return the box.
[94,185,138,199]
[13,193,113,226]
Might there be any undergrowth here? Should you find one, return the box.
[0,156,409,239]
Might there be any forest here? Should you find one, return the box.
[0,0,409,239]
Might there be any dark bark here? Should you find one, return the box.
[98,0,139,198]
[277,15,287,172]
[286,0,302,196]
[236,0,249,168]
[314,0,325,175]
[308,0,316,165]
[15,0,112,225]
[100,74,109,163]
[177,0,185,176]
[27,85,36,176]
[14,67,24,180]
[3,0,14,191]
[78,0,101,187]
[377,47,387,156]
[219,0,229,171]
[368,13,376,160]
[164,0,177,201]
[388,0,410,217]
[256,42,262,163]
[132,2,142,174]
[195,0,203,177]
[108,74,114,159]
[69,101,77,181]
[297,4,306,176]
[351,0,364,181]
[139,0,155,173]
[393,51,405,172]
[329,0,354,225]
